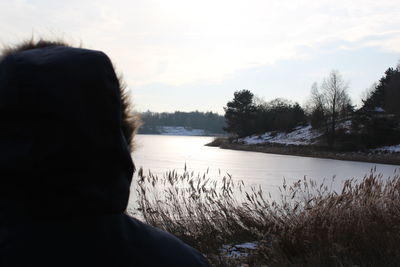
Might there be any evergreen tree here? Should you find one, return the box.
[352,64,400,147]
[310,106,325,129]
[138,110,225,134]
[363,67,399,110]
[223,90,257,137]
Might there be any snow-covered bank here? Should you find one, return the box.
[214,142,400,165]
[372,144,400,153]
[159,126,206,136]
[240,125,322,145]
[238,123,399,155]
[207,123,400,165]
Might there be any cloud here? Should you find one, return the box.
[1,0,400,89]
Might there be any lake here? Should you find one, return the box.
[129,135,399,205]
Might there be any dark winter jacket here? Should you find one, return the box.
[0,45,208,266]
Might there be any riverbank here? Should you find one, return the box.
[207,138,400,166]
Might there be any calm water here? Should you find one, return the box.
[129,135,398,204]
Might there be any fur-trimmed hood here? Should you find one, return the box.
[0,45,134,217]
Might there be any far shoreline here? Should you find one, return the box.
[206,140,400,166]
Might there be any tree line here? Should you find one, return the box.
[224,66,400,150]
[224,92,306,137]
[138,111,225,134]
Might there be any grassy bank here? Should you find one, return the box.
[206,137,400,166]
[131,167,400,266]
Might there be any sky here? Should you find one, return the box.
[1,0,400,114]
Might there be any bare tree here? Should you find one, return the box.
[310,70,352,147]
[308,82,328,130]
[310,82,322,107]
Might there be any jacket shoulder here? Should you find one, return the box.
[123,215,209,267]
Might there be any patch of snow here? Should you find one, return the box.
[240,120,354,146]
[220,242,257,258]
[159,126,206,136]
[374,107,385,113]
[233,243,257,249]
[241,125,323,145]
[338,120,351,128]
[337,120,352,134]
[372,144,400,153]
[242,135,266,145]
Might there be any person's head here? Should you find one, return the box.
[1,39,139,151]
[0,39,139,217]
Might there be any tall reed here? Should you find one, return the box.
[131,167,400,266]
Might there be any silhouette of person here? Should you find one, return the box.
[0,40,209,267]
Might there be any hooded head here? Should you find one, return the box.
[0,40,139,218]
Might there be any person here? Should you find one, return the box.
[0,40,209,267]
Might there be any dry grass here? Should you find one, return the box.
[130,167,400,266]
